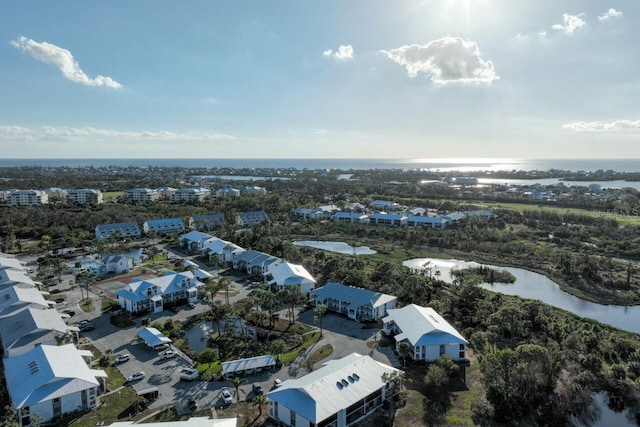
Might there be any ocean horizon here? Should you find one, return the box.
[0,158,639,173]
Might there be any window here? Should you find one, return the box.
[439,345,445,355]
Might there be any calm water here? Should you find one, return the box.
[403,258,640,334]
[1,158,640,173]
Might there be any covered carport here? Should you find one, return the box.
[137,327,172,350]
[222,354,276,379]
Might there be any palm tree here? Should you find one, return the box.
[230,376,246,416]
[252,395,268,417]
[398,341,413,368]
[314,304,328,337]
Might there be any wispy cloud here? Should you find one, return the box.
[379,37,498,84]
[563,119,640,132]
[10,36,122,88]
[552,13,587,34]
[323,44,354,60]
[0,125,235,141]
[598,8,623,22]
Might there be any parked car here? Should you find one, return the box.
[50,289,61,294]
[62,309,75,317]
[153,343,169,352]
[54,298,65,304]
[252,383,264,395]
[273,378,282,388]
[126,372,145,382]
[47,280,58,287]
[113,354,130,365]
[78,322,94,332]
[160,350,177,360]
[221,387,233,404]
[179,368,198,381]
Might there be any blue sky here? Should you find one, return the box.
[1,0,638,159]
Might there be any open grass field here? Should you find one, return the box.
[93,271,162,297]
[484,201,640,226]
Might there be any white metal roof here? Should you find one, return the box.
[267,353,398,424]
[268,261,315,286]
[4,343,105,408]
[0,307,73,352]
[137,327,172,346]
[312,282,396,310]
[382,304,467,346]
[108,417,237,427]
[222,355,276,376]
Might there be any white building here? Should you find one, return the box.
[124,188,159,203]
[179,231,218,252]
[267,353,400,427]
[5,344,106,426]
[216,187,240,198]
[189,214,226,230]
[116,271,203,314]
[8,190,49,206]
[202,238,244,265]
[0,286,52,316]
[66,189,103,205]
[265,261,316,295]
[103,255,134,275]
[382,304,468,362]
[172,188,211,203]
[0,307,77,358]
[243,186,267,196]
[311,282,396,322]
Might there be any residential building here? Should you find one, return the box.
[42,187,67,202]
[157,186,177,199]
[115,271,203,314]
[292,205,339,220]
[95,222,142,240]
[0,268,39,291]
[312,282,397,322]
[66,189,103,205]
[382,304,468,362]
[202,238,244,265]
[0,286,52,316]
[369,212,408,227]
[236,211,269,227]
[143,218,186,234]
[5,344,106,426]
[179,231,218,252]
[267,353,400,427]
[124,188,159,203]
[109,418,237,427]
[243,186,267,196]
[103,255,133,275]
[332,212,369,224]
[265,261,316,295]
[8,190,49,206]
[216,187,240,198]
[406,215,449,229]
[0,307,77,357]
[172,188,210,203]
[0,254,28,272]
[189,214,226,230]
[370,200,399,211]
[233,250,280,276]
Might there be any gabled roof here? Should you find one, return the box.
[144,218,185,230]
[0,255,26,271]
[0,308,75,354]
[406,215,448,224]
[116,271,203,302]
[312,282,395,309]
[0,268,37,287]
[369,212,407,220]
[109,417,237,427]
[383,304,467,346]
[95,222,141,235]
[332,212,368,219]
[0,286,50,315]
[234,250,279,267]
[203,238,243,254]
[4,344,106,408]
[180,231,215,243]
[137,327,172,347]
[267,353,398,424]
[222,355,276,376]
[268,261,315,286]
[443,212,466,221]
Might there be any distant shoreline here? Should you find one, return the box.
[1,158,640,173]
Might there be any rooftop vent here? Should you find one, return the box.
[341,379,348,387]
[348,375,355,383]
[336,381,343,389]
[28,361,39,374]
[353,373,360,380]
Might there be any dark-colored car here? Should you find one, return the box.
[78,322,95,332]
[252,383,264,395]
[62,309,75,317]
[50,289,61,294]
[54,298,65,304]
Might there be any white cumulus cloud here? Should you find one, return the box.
[378,36,498,84]
[323,44,354,60]
[0,125,236,141]
[563,119,640,132]
[552,13,587,34]
[10,36,122,88]
[598,8,623,22]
